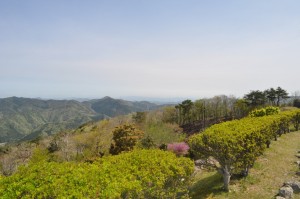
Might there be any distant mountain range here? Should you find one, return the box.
[0,96,160,143]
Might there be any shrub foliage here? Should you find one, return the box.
[249,106,280,117]
[0,149,194,198]
[189,109,300,191]
[109,124,144,155]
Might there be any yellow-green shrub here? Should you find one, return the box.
[189,109,299,191]
[0,149,194,198]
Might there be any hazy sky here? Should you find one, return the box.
[1,0,300,99]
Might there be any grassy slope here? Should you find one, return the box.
[190,131,300,199]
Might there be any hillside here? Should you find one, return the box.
[84,96,159,117]
[0,97,161,143]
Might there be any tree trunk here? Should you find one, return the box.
[241,167,250,177]
[220,165,231,191]
[266,140,270,148]
[276,97,280,106]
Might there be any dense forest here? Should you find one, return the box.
[0,87,300,198]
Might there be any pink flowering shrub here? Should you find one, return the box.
[167,142,190,156]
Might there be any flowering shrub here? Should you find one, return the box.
[167,142,190,156]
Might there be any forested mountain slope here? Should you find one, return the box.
[0,97,98,142]
[0,97,160,142]
[84,96,159,117]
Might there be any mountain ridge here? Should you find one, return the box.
[0,96,161,143]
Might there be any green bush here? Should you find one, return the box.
[291,110,300,131]
[189,109,298,191]
[139,135,156,149]
[0,149,194,198]
[109,124,144,155]
[265,106,280,115]
[249,106,279,117]
[249,108,266,117]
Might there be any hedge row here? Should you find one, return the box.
[189,109,300,190]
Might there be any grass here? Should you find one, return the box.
[189,171,224,199]
[190,131,300,199]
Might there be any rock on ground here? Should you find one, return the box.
[279,186,293,199]
[284,181,300,193]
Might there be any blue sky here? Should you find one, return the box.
[1,1,300,99]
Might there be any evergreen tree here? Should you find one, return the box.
[275,87,289,106]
